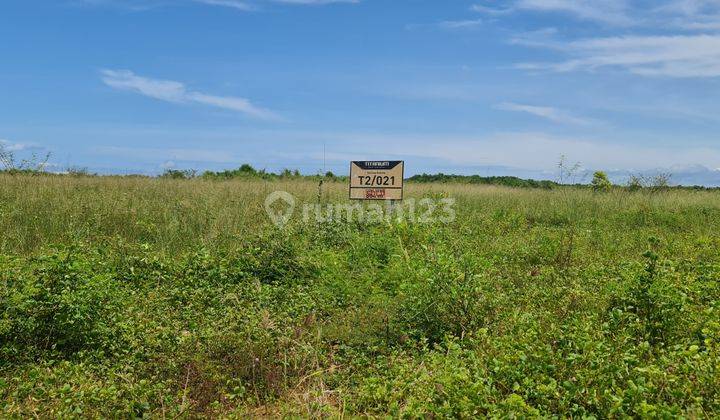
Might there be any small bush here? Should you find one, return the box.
[608,239,687,346]
[160,169,196,179]
[395,248,498,343]
[591,171,612,192]
[0,247,128,362]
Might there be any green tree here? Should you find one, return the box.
[591,171,612,191]
[238,164,257,175]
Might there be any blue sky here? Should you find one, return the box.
[2,0,720,182]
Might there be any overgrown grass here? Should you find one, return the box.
[1,174,718,417]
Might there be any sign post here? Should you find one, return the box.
[349,161,404,201]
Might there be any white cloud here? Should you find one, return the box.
[193,0,359,10]
[654,0,720,26]
[0,139,42,152]
[472,0,720,28]
[406,18,483,31]
[517,0,631,25]
[101,70,186,102]
[469,4,513,15]
[471,0,632,25]
[272,0,358,4]
[77,0,166,11]
[192,0,255,11]
[100,69,279,119]
[80,0,358,11]
[497,2,720,77]
[516,34,720,78]
[494,102,595,125]
[438,19,483,29]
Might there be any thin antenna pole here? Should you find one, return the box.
[318,141,326,205]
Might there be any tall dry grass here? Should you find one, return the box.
[2,173,720,257]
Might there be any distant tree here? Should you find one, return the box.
[591,171,612,191]
[238,164,256,175]
[160,169,196,179]
[407,173,558,189]
[325,171,335,179]
[649,172,672,191]
[625,173,672,192]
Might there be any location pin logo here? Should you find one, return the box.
[264,191,296,228]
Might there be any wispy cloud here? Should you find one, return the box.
[515,34,720,78]
[100,69,279,120]
[271,0,359,4]
[438,19,483,29]
[654,0,720,30]
[472,0,720,29]
[0,139,43,152]
[79,0,358,11]
[516,0,632,25]
[494,102,595,125]
[193,0,359,10]
[472,0,632,26]
[469,4,513,15]
[77,0,166,11]
[192,0,254,11]
[406,18,483,31]
[474,2,720,77]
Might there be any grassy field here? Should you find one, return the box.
[1,174,719,417]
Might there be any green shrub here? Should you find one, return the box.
[591,171,612,192]
[608,239,691,347]
[395,247,498,343]
[1,176,719,417]
[1,247,128,362]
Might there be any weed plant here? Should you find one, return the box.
[0,174,718,417]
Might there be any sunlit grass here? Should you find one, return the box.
[1,174,719,417]
[2,174,719,257]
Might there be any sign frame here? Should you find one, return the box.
[349,160,405,201]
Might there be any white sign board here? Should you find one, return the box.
[349,161,404,200]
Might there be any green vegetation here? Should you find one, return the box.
[408,173,558,189]
[1,174,719,417]
[157,164,343,183]
[591,171,613,192]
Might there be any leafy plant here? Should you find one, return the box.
[591,170,612,192]
[1,175,719,417]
